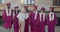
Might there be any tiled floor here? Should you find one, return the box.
[45,26,60,32]
[0,26,14,32]
[0,26,60,32]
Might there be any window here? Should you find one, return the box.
[0,0,4,4]
[24,0,35,5]
[53,0,60,6]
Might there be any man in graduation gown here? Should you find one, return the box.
[13,6,19,32]
[38,7,46,32]
[47,7,57,32]
[30,5,39,32]
[2,3,13,32]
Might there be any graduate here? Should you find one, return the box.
[30,5,39,32]
[38,7,46,32]
[47,7,57,32]
[24,6,30,32]
[17,8,29,32]
[13,6,19,32]
[2,3,13,32]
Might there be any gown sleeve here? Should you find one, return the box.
[17,13,20,19]
[25,13,29,19]
[2,10,6,21]
[13,12,15,20]
[54,13,57,25]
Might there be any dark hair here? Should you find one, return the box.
[25,9,29,12]
[51,8,54,12]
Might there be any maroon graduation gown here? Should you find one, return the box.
[30,11,39,32]
[47,12,57,32]
[14,11,19,32]
[2,9,13,29]
[24,12,31,32]
[38,13,46,32]
[24,13,29,32]
[24,18,29,32]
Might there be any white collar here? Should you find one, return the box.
[6,8,11,16]
[39,13,45,21]
[49,12,54,21]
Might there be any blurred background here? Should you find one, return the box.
[0,0,60,32]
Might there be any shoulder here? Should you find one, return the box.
[2,9,6,12]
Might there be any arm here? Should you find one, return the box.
[13,12,15,20]
[46,14,49,25]
[54,14,57,25]
[17,13,20,19]
[29,12,33,25]
[25,13,29,19]
[2,10,6,21]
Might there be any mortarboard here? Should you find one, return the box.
[41,7,45,11]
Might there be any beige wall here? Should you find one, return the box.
[36,0,53,11]
[0,0,11,10]
[35,0,60,11]
[0,0,21,10]
[28,0,53,11]
[11,0,21,9]
[0,0,60,11]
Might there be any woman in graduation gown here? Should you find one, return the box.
[17,8,29,32]
[13,6,19,32]
[2,3,13,32]
[47,7,57,32]
[38,7,46,32]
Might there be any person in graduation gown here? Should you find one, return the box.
[47,7,57,32]
[2,3,13,32]
[38,7,46,32]
[30,5,39,32]
[24,6,30,32]
[17,8,29,32]
[13,6,19,32]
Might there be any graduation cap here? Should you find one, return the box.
[33,5,37,9]
[14,6,19,9]
[41,7,45,11]
[6,3,11,6]
[50,7,54,12]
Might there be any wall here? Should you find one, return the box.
[11,0,21,9]
[0,0,21,10]
[0,0,60,11]
[35,0,53,11]
[35,0,60,11]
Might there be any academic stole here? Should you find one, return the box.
[6,9,11,16]
[49,12,54,21]
[34,11,38,20]
[40,13,45,22]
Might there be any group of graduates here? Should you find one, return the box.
[2,3,57,32]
